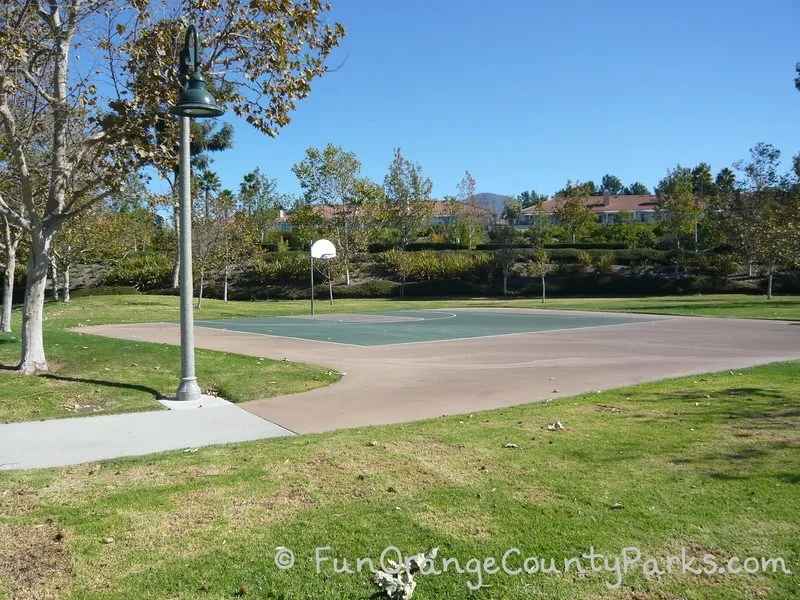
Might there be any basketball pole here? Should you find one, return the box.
[310,250,315,316]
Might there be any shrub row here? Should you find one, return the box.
[100,253,173,290]
[364,241,631,252]
[377,250,497,282]
[71,285,141,298]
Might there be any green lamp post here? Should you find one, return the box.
[170,24,224,402]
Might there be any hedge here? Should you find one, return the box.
[544,243,628,250]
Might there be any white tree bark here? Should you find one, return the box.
[50,257,59,301]
[1,220,20,332]
[223,269,228,302]
[18,231,53,373]
[63,263,70,302]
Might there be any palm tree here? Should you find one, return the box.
[197,169,221,218]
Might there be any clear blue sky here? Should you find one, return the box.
[197,0,800,200]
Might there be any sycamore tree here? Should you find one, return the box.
[1,150,24,331]
[382,148,433,248]
[0,0,344,373]
[710,144,800,299]
[1,215,22,332]
[554,181,597,243]
[292,144,370,284]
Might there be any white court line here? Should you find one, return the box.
[189,315,667,348]
[192,324,363,347]
[196,311,459,327]
[374,317,671,347]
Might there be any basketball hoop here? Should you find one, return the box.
[311,239,336,260]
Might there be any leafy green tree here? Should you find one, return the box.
[526,208,555,248]
[710,144,800,298]
[382,148,433,248]
[287,201,324,249]
[292,144,367,284]
[554,182,597,243]
[492,226,522,295]
[238,167,283,246]
[733,143,782,191]
[527,248,550,303]
[623,181,650,195]
[656,166,700,251]
[502,196,523,224]
[601,174,624,195]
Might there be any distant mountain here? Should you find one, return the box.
[472,192,510,214]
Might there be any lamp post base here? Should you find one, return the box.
[176,377,202,402]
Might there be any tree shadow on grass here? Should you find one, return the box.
[38,374,164,399]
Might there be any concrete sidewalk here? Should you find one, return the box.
[0,396,293,471]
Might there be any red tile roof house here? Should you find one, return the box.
[277,200,500,230]
[520,190,662,226]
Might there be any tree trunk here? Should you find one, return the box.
[767,272,773,300]
[503,272,508,296]
[345,267,350,285]
[1,224,19,333]
[541,274,546,303]
[329,279,333,305]
[63,264,70,302]
[223,269,228,302]
[197,270,204,309]
[172,202,180,288]
[50,258,59,300]
[18,231,54,373]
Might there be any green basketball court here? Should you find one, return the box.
[194,310,654,346]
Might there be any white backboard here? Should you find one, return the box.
[310,239,336,259]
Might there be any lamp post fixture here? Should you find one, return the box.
[169,24,224,401]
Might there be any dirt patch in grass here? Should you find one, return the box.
[0,487,43,518]
[0,521,73,599]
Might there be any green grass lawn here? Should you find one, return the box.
[1,361,797,599]
[0,293,798,423]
